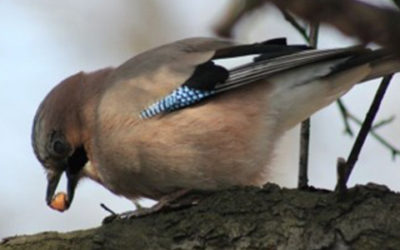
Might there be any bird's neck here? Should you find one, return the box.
[76,68,115,164]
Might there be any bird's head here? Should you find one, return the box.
[32,72,89,211]
[31,68,113,212]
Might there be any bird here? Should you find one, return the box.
[31,37,400,215]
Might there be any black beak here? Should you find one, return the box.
[46,163,80,211]
[46,170,62,205]
[46,169,79,210]
[45,146,88,210]
[65,169,80,209]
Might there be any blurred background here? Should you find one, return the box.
[0,0,399,238]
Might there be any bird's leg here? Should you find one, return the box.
[119,189,193,219]
[105,189,201,222]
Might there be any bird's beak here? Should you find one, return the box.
[45,162,80,210]
[65,169,80,209]
[46,169,62,205]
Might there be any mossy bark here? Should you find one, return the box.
[2,183,400,250]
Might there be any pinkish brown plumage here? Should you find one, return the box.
[32,37,400,213]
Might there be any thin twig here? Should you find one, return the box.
[308,22,319,48]
[100,203,117,215]
[337,99,396,135]
[336,157,347,197]
[279,9,310,43]
[298,119,310,189]
[337,100,400,159]
[372,116,396,130]
[346,114,400,160]
[298,23,319,190]
[339,74,394,188]
[336,99,354,136]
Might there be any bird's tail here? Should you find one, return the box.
[215,47,400,94]
[213,47,399,131]
[326,48,400,82]
[362,54,400,82]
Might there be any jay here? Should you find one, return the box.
[31,37,400,213]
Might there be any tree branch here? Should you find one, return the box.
[3,184,400,249]
[266,0,400,55]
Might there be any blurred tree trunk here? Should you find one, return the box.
[2,183,400,250]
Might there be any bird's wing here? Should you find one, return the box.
[108,37,372,119]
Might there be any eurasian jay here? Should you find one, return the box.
[31,37,400,213]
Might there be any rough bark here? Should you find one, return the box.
[2,183,400,250]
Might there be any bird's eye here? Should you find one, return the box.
[48,131,70,158]
[53,140,69,155]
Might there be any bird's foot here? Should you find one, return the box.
[103,189,209,223]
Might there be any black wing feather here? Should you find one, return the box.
[213,38,310,59]
[140,38,395,119]
[182,61,228,91]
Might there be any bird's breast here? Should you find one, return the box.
[93,79,278,200]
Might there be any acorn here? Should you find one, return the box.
[50,192,68,212]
